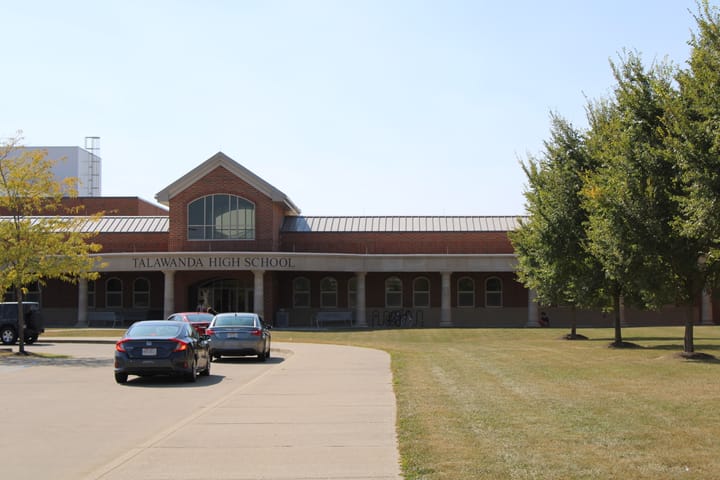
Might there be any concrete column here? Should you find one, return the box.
[701,288,713,325]
[163,270,175,319]
[253,270,265,319]
[526,289,540,327]
[355,272,367,327]
[76,278,88,327]
[440,272,452,327]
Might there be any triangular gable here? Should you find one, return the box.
[154,152,300,214]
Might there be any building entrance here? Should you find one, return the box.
[196,278,254,313]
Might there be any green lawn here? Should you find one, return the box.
[48,325,720,479]
[273,327,720,480]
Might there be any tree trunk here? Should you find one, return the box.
[570,307,577,338]
[613,293,623,345]
[17,287,26,355]
[683,304,695,353]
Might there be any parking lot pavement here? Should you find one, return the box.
[1,340,402,480]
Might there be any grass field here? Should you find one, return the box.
[47,326,720,479]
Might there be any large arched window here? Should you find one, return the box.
[187,194,255,240]
[106,278,123,308]
[485,277,503,307]
[133,278,150,308]
[293,277,311,308]
[320,277,338,308]
[413,277,430,308]
[385,276,402,308]
[457,277,475,308]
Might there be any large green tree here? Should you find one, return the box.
[0,133,103,354]
[511,113,608,338]
[583,51,709,353]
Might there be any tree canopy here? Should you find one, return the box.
[0,133,103,354]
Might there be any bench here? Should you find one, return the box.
[315,311,353,328]
[87,311,119,328]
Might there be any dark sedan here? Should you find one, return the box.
[166,311,214,334]
[114,320,211,384]
[206,312,271,362]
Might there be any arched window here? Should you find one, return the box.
[293,277,311,308]
[385,276,402,308]
[457,277,475,308]
[187,194,255,240]
[106,278,123,308]
[133,278,150,308]
[485,277,503,307]
[320,277,338,308]
[413,277,430,308]
[348,277,357,309]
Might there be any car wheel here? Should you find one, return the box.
[114,372,128,384]
[257,348,267,362]
[200,357,211,376]
[266,343,271,359]
[1,327,17,345]
[25,335,37,345]
[185,358,198,382]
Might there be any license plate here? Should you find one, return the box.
[142,348,157,356]
[227,333,239,338]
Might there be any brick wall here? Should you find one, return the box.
[167,166,282,252]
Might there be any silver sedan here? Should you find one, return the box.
[206,312,271,362]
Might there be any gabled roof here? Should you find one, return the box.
[281,216,523,233]
[154,152,300,215]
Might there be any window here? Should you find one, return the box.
[187,194,255,240]
[293,277,310,308]
[106,278,123,308]
[485,277,503,307]
[413,277,430,308]
[348,277,357,309]
[87,280,96,308]
[385,276,402,308]
[133,278,150,308]
[457,277,475,308]
[320,277,338,308]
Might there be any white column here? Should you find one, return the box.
[355,272,367,327]
[701,288,713,325]
[440,272,452,327]
[526,289,539,327]
[163,270,175,319]
[76,278,88,327]
[253,270,265,319]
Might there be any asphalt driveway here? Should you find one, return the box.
[0,340,401,479]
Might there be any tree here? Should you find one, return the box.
[0,133,103,354]
[510,113,608,339]
[670,0,720,353]
[582,51,709,352]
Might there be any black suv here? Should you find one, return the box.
[0,302,44,345]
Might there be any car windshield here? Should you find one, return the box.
[127,324,183,338]
[214,315,256,327]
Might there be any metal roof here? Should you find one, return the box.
[281,216,523,233]
[0,216,169,233]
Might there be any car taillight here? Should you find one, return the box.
[173,339,188,351]
[205,328,214,335]
[115,340,127,352]
[251,329,262,336]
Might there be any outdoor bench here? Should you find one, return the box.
[315,311,353,328]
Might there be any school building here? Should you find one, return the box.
[26,152,718,329]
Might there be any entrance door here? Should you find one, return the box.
[197,279,253,313]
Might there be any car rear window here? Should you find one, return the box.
[186,313,214,322]
[214,315,256,327]
[127,324,183,338]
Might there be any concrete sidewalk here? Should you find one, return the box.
[73,340,403,480]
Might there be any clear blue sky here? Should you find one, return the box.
[1,0,702,216]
